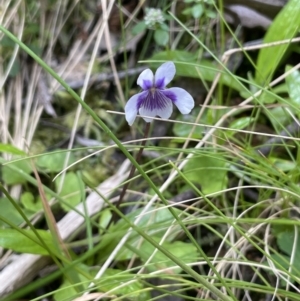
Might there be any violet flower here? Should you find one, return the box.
[125,61,195,125]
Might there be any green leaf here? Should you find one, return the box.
[285,65,300,107]
[154,29,169,46]
[269,106,291,127]
[173,107,204,139]
[205,10,217,19]
[192,4,203,19]
[229,117,254,131]
[36,150,75,173]
[132,21,147,35]
[21,191,49,212]
[8,58,20,77]
[269,158,296,172]
[0,197,29,227]
[255,0,300,84]
[99,208,113,232]
[159,22,169,31]
[98,206,184,261]
[54,267,150,301]
[123,206,183,238]
[0,229,55,255]
[182,7,192,15]
[116,238,198,274]
[96,269,149,299]
[0,35,15,47]
[277,230,300,259]
[21,192,37,212]
[150,50,245,92]
[184,154,228,194]
[241,79,288,104]
[0,144,25,155]
[269,253,300,286]
[55,172,83,211]
[272,229,300,280]
[138,239,198,273]
[2,160,32,185]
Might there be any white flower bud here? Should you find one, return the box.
[144,8,165,28]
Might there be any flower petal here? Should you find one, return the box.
[124,91,147,125]
[154,61,176,89]
[162,87,194,114]
[137,68,154,90]
[139,91,173,122]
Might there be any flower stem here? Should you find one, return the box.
[110,122,151,225]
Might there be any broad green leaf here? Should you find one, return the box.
[192,4,203,19]
[21,192,37,212]
[182,7,193,16]
[160,22,169,31]
[269,106,292,128]
[0,229,55,255]
[36,150,75,173]
[55,172,83,211]
[124,206,183,233]
[2,160,32,185]
[132,21,147,35]
[269,253,300,285]
[54,263,90,301]
[96,269,149,299]
[255,0,300,84]
[229,117,254,131]
[269,158,296,172]
[117,238,198,273]
[150,50,245,92]
[277,230,300,261]
[54,267,149,301]
[272,229,300,280]
[8,59,20,77]
[173,107,204,139]
[99,208,113,231]
[138,239,198,273]
[241,81,288,104]
[184,154,228,194]
[107,208,194,270]
[154,29,169,46]
[285,65,300,108]
[0,197,29,227]
[0,143,26,155]
[98,206,184,261]
[21,191,52,212]
[206,10,217,19]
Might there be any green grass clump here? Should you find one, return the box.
[1,1,300,300]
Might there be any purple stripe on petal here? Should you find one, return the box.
[141,90,172,111]
[155,77,165,89]
[142,80,153,90]
[161,89,177,102]
[136,91,147,109]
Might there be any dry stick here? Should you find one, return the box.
[110,122,151,225]
[0,160,130,297]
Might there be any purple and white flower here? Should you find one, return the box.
[124,61,195,126]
